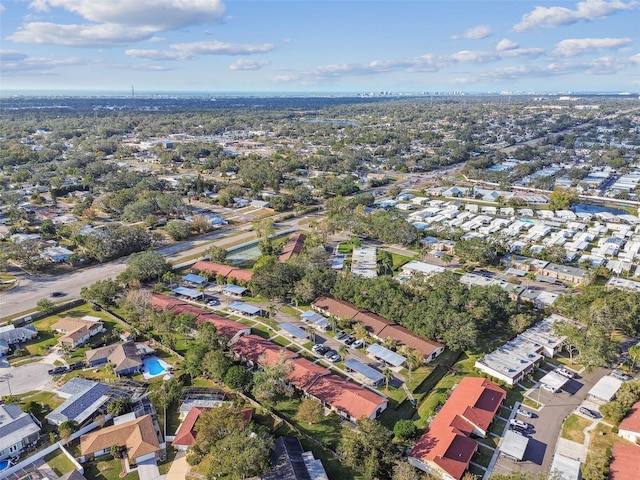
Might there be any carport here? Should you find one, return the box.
[540,371,569,392]
[182,273,206,285]
[279,322,308,340]
[499,430,529,461]
[588,375,624,402]
[344,359,385,386]
[172,287,203,299]
[366,344,406,367]
[550,453,581,480]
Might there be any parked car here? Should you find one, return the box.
[579,407,599,419]
[517,408,534,418]
[542,384,558,393]
[352,339,365,349]
[611,370,631,381]
[509,424,527,434]
[323,349,338,358]
[312,344,328,354]
[69,361,85,370]
[329,354,342,363]
[344,336,356,345]
[556,368,575,379]
[47,366,67,375]
[50,291,65,298]
[510,419,530,430]
[336,332,349,341]
[207,298,220,306]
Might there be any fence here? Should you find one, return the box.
[0,443,83,480]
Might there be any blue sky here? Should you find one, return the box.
[1,0,639,93]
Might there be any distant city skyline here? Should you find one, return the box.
[1,0,639,93]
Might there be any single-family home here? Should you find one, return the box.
[618,399,640,443]
[408,377,506,480]
[609,444,640,480]
[85,342,144,376]
[261,436,329,480]
[51,317,105,349]
[172,406,252,451]
[0,404,41,461]
[278,232,306,262]
[0,324,38,356]
[80,414,162,465]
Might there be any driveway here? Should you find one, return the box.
[0,362,55,396]
[490,366,608,477]
[136,457,161,480]
[164,452,189,480]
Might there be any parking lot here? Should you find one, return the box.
[491,366,608,477]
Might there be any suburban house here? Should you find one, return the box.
[408,377,506,480]
[0,324,38,356]
[80,414,162,465]
[231,334,298,368]
[172,407,252,451]
[51,317,105,349]
[191,260,253,283]
[278,232,306,262]
[85,342,144,376]
[399,260,446,278]
[261,436,329,480]
[609,444,640,480]
[0,404,42,461]
[45,378,132,427]
[474,315,567,385]
[312,296,445,363]
[618,400,640,443]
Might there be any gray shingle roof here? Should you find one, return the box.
[46,383,111,425]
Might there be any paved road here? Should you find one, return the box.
[0,213,317,320]
[491,366,608,477]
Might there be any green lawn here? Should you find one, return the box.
[83,458,140,480]
[473,443,494,468]
[44,449,76,476]
[560,414,592,443]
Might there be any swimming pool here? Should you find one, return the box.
[142,356,170,379]
[0,460,10,471]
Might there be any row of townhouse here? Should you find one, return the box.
[311,296,445,363]
[474,314,568,386]
[150,293,388,422]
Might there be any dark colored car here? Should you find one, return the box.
[579,407,598,419]
[312,344,328,355]
[344,336,356,345]
[69,361,85,370]
[323,349,338,358]
[48,366,67,375]
[50,291,65,298]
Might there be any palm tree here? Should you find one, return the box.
[306,325,316,343]
[404,350,423,382]
[338,344,348,360]
[162,271,176,289]
[628,344,640,370]
[383,367,393,391]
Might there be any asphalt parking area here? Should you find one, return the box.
[0,362,54,396]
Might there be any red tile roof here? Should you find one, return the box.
[619,400,640,435]
[306,375,387,420]
[231,334,298,365]
[191,261,253,282]
[410,377,505,480]
[378,324,444,357]
[609,443,640,480]
[279,233,307,262]
[196,314,251,341]
[353,312,395,337]
[173,407,253,447]
[288,358,330,390]
[151,292,186,310]
[312,296,362,320]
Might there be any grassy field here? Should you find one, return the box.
[44,449,77,476]
[560,414,592,443]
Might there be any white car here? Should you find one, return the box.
[556,368,574,379]
[351,339,365,349]
[542,384,558,393]
[517,408,533,418]
[510,419,530,430]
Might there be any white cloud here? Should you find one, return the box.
[0,51,94,76]
[125,40,275,61]
[229,58,270,70]
[463,25,492,39]
[496,39,519,51]
[0,3,5,13]
[513,0,639,32]
[553,37,632,56]
[11,0,226,47]
[451,47,543,64]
